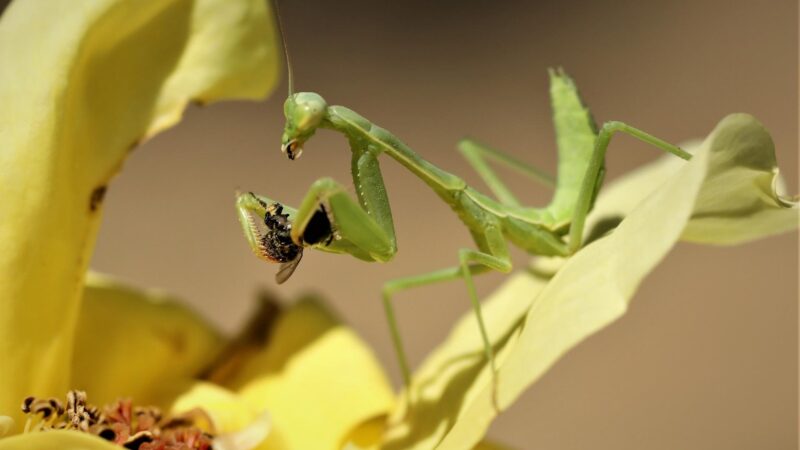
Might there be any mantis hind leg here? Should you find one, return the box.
[381,224,511,411]
[458,138,556,207]
[567,121,692,253]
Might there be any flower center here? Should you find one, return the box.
[21,390,214,449]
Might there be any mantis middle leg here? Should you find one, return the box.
[382,223,511,410]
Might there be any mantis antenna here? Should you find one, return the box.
[272,0,294,96]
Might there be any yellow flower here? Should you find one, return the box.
[0,0,393,448]
[0,272,395,450]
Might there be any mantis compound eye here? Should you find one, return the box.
[282,139,303,160]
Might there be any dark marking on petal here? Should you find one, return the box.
[127,137,143,153]
[199,292,283,384]
[89,185,107,212]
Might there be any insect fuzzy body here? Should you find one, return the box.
[236,69,691,406]
[238,194,334,284]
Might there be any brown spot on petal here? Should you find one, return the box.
[128,137,143,153]
[89,185,107,212]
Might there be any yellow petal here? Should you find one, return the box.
[680,114,798,243]
[339,414,389,450]
[382,273,549,450]
[0,430,118,450]
[226,298,395,450]
[0,417,13,438]
[171,382,264,437]
[0,0,277,419]
[585,115,798,245]
[72,272,223,407]
[214,412,272,450]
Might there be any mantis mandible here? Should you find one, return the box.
[236,52,691,405]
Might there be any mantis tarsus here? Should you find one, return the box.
[236,69,691,406]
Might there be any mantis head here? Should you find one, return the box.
[281,92,328,160]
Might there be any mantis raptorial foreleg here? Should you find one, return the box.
[236,146,398,273]
[292,177,396,262]
[296,144,397,261]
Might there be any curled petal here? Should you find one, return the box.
[171,382,263,438]
[214,412,272,450]
[72,272,223,407]
[586,115,798,245]
[680,114,798,243]
[0,0,277,420]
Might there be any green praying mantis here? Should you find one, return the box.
[235,66,692,403]
[235,9,693,404]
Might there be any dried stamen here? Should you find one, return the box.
[21,390,214,449]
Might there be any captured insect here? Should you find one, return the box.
[235,9,692,403]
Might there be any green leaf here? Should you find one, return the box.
[384,113,797,449]
[0,0,278,419]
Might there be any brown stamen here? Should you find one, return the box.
[21,391,214,449]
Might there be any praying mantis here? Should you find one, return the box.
[236,67,692,404]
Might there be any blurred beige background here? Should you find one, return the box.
[72,0,798,448]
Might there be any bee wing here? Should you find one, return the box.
[275,251,303,284]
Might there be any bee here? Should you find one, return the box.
[241,193,333,284]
